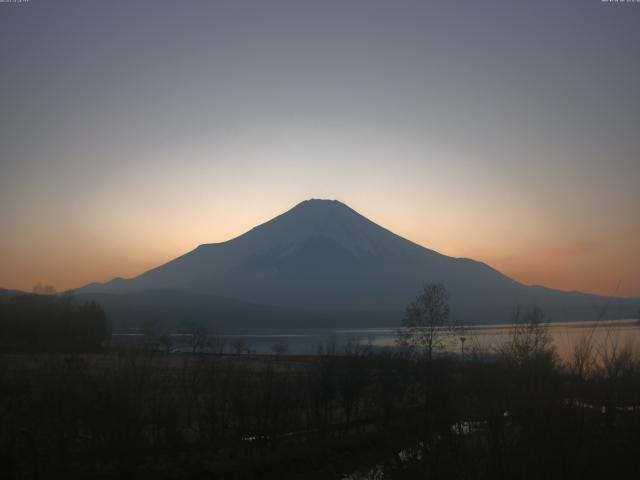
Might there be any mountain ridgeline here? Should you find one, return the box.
[76,199,637,329]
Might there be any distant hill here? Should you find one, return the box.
[0,288,26,298]
[76,199,638,328]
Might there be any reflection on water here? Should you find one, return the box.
[342,441,427,480]
[111,319,640,362]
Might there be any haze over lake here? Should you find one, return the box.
[113,319,640,362]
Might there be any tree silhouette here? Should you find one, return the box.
[396,283,456,361]
[0,294,107,351]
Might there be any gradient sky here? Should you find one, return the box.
[1,0,639,296]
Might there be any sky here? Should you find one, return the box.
[1,0,639,297]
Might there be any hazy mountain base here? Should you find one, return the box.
[75,288,637,331]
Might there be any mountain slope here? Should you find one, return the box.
[78,199,638,325]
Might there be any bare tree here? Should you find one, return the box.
[271,343,288,358]
[184,321,209,354]
[32,283,56,295]
[231,338,248,355]
[159,332,173,354]
[396,283,456,361]
[210,331,226,355]
[498,306,557,368]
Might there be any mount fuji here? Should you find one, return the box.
[76,199,637,329]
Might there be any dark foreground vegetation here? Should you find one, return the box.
[0,294,108,352]
[1,290,639,478]
[2,321,640,480]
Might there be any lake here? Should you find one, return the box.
[112,318,640,363]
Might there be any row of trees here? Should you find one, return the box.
[0,294,108,351]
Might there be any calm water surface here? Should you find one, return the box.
[229,319,640,361]
[113,319,640,362]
